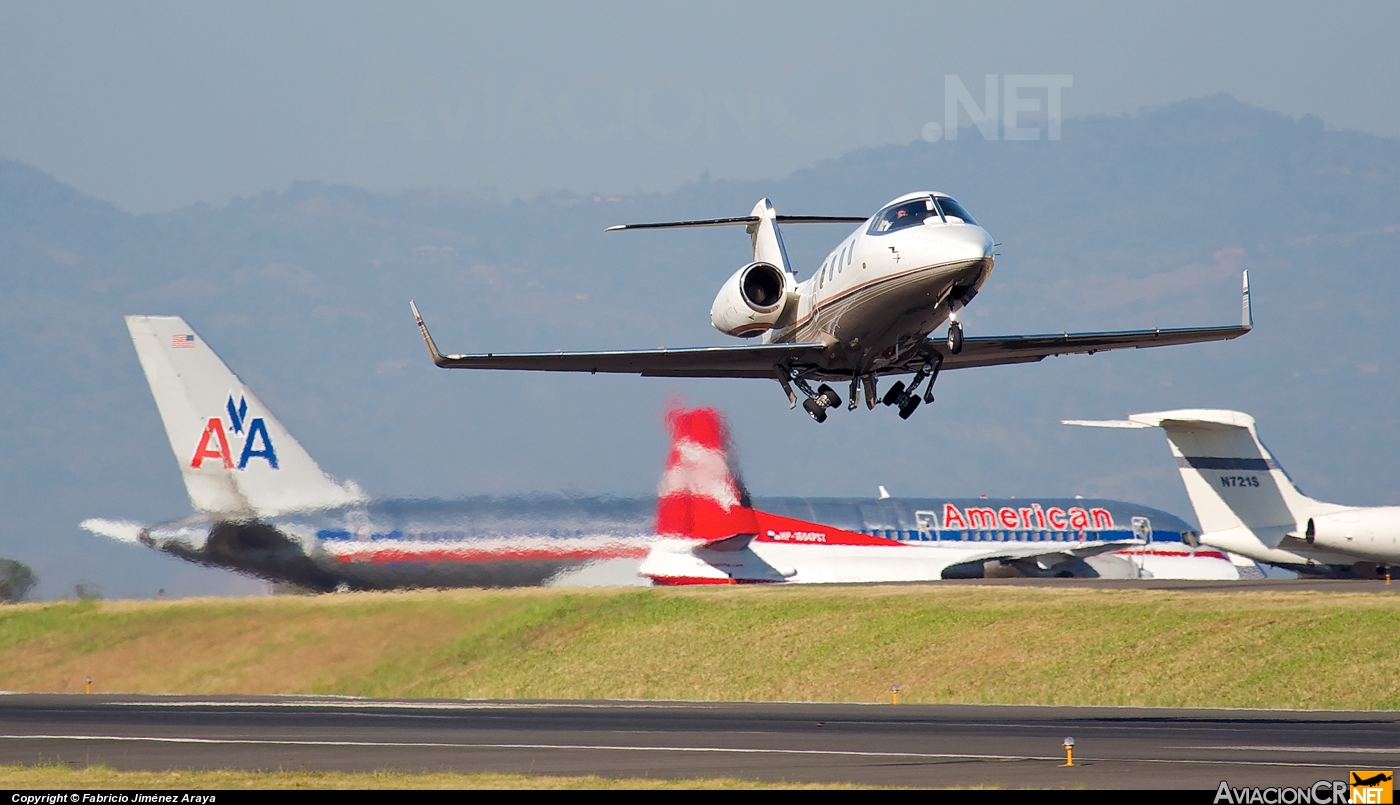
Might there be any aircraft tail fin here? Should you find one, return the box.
[1066,410,1321,544]
[655,405,758,543]
[745,198,793,274]
[125,316,367,517]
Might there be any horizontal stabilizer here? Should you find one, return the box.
[607,215,866,232]
[80,518,145,545]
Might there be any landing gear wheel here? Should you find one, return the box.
[816,384,841,409]
[881,381,906,407]
[898,396,921,420]
[802,397,828,423]
[947,323,964,355]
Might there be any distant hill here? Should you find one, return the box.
[2,95,1397,598]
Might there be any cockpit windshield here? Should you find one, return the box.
[868,195,979,234]
[868,197,940,234]
[934,196,977,226]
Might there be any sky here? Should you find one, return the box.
[3,2,1400,599]
[1,1,1399,213]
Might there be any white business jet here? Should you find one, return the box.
[1066,410,1400,578]
[413,193,1252,423]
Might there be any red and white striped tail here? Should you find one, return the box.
[655,406,757,542]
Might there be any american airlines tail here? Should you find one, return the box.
[1066,410,1353,570]
[124,316,366,517]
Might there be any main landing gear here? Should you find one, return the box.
[779,359,942,424]
[778,365,843,423]
[880,356,943,420]
[800,383,841,423]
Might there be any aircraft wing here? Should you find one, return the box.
[959,538,1144,574]
[934,322,1251,371]
[412,302,827,379]
[412,271,1251,380]
[930,271,1253,371]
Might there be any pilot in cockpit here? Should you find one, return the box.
[873,198,940,233]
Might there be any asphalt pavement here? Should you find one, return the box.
[2,695,1397,788]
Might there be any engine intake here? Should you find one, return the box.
[711,262,793,337]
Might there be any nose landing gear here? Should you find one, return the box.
[947,318,964,355]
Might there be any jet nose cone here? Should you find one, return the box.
[910,224,994,263]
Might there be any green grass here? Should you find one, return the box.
[0,763,861,789]
[2,584,1399,708]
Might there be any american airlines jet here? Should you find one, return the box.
[639,407,1239,583]
[83,316,657,590]
[1066,409,1400,577]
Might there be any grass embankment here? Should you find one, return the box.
[0,765,855,790]
[1,585,1398,709]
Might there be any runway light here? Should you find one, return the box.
[1061,736,1075,767]
[891,685,899,705]
[85,676,92,695]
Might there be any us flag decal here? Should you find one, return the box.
[172,334,196,348]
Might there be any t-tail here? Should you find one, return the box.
[125,316,366,517]
[1064,409,1330,548]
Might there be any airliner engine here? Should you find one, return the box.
[710,262,794,337]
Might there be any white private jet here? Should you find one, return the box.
[413,193,1252,423]
[1066,410,1400,578]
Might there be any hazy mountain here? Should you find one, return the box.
[2,95,1397,598]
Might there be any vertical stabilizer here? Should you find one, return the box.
[745,198,792,273]
[125,316,367,517]
[1125,410,1322,543]
[655,405,757,542]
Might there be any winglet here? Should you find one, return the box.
[1241,270,1252,329]
[410,301,449,367]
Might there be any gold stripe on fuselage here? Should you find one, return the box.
[770,257,991,370]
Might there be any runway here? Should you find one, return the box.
[2,695,1398,788]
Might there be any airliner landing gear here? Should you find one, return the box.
[848,376,859,410]
[861,375,877,410]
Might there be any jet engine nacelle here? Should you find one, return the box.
[710,262,794,338]
[1305,508,1400,554]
